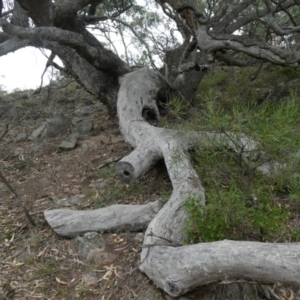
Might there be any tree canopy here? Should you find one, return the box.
[0,0,299,111]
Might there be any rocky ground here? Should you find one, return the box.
[0,79,299,300]
[0,80,172,300]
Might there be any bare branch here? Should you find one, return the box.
[1,9,13,17]
[211,0,232,23]
[214,0,256,33]
[214,51,257,67]
[225,0,299,34]
[0,32,10,43]
[264,13,300,35]
[109,17,158,70]
[0,19,130,76]
[0,36,31,56]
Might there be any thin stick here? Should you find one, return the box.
[0,170,35,225]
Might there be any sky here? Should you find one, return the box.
[0,0,169,93]
[0,47,53,93]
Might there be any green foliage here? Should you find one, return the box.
[198,66,300,112]
[276,66,300,81]
[183,67,300,243]
[184,148,290,243]
[160,188,170,203]
[199,69,228,92]
[167,96,186,119]
[19,100,36,108]
[88,0,180,67]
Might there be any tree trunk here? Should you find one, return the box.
[48,44,120,114]
[46,67,300,296]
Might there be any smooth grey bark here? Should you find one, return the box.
[116,68,300,296]
[0,36,30,56]
[140,240,300,297]
[1,1,300,295]
[43,67,300,297]
[44,200,163,238]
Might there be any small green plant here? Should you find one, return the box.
[30,229,44,247]
[160,189,170,203]
[199,69,228,93]
[19,101,36,108]
[98,164,115,178]
[167,96,187,120]
[184,148,290,243]
[286,175,300,203]
[87,164,115,181]
[183,80,300,243]
[35,260,61,276]
[14,160,28,171]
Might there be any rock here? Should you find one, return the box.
[53,194,87,207]
[134,233,144,243]
[81,273,98,287]
[27,142,44,153]
[42,115,72,139]
[36,117,46,127]
[58,134,78,150]
[72,120,93,136]
[67,194,87,206]
[74,106,94,116]
[43,115,72,138]
[78,147,89,155]
[92,250,116,265]
[95,179,110,190]
[72,232,105,261]
[14,132,28,143]
[29,115,72,140]
[29,123,46,140]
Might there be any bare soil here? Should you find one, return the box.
[1,81,299,300]
[0,82,171,300]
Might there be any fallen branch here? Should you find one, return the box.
[45,67,300,297]
[44,200,162,237]
[140,240,300,297]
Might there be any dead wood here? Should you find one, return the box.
[116,68,300,296]
[44,200,162,238]
[45,67,300,297]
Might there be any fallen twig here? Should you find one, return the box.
[0,170,35,225]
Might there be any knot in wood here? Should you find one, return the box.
[166,279,180,295]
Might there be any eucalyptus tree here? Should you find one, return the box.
[1,0,300,297]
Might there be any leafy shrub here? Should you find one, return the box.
[183,67,300,243]
[184,148,290,243]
